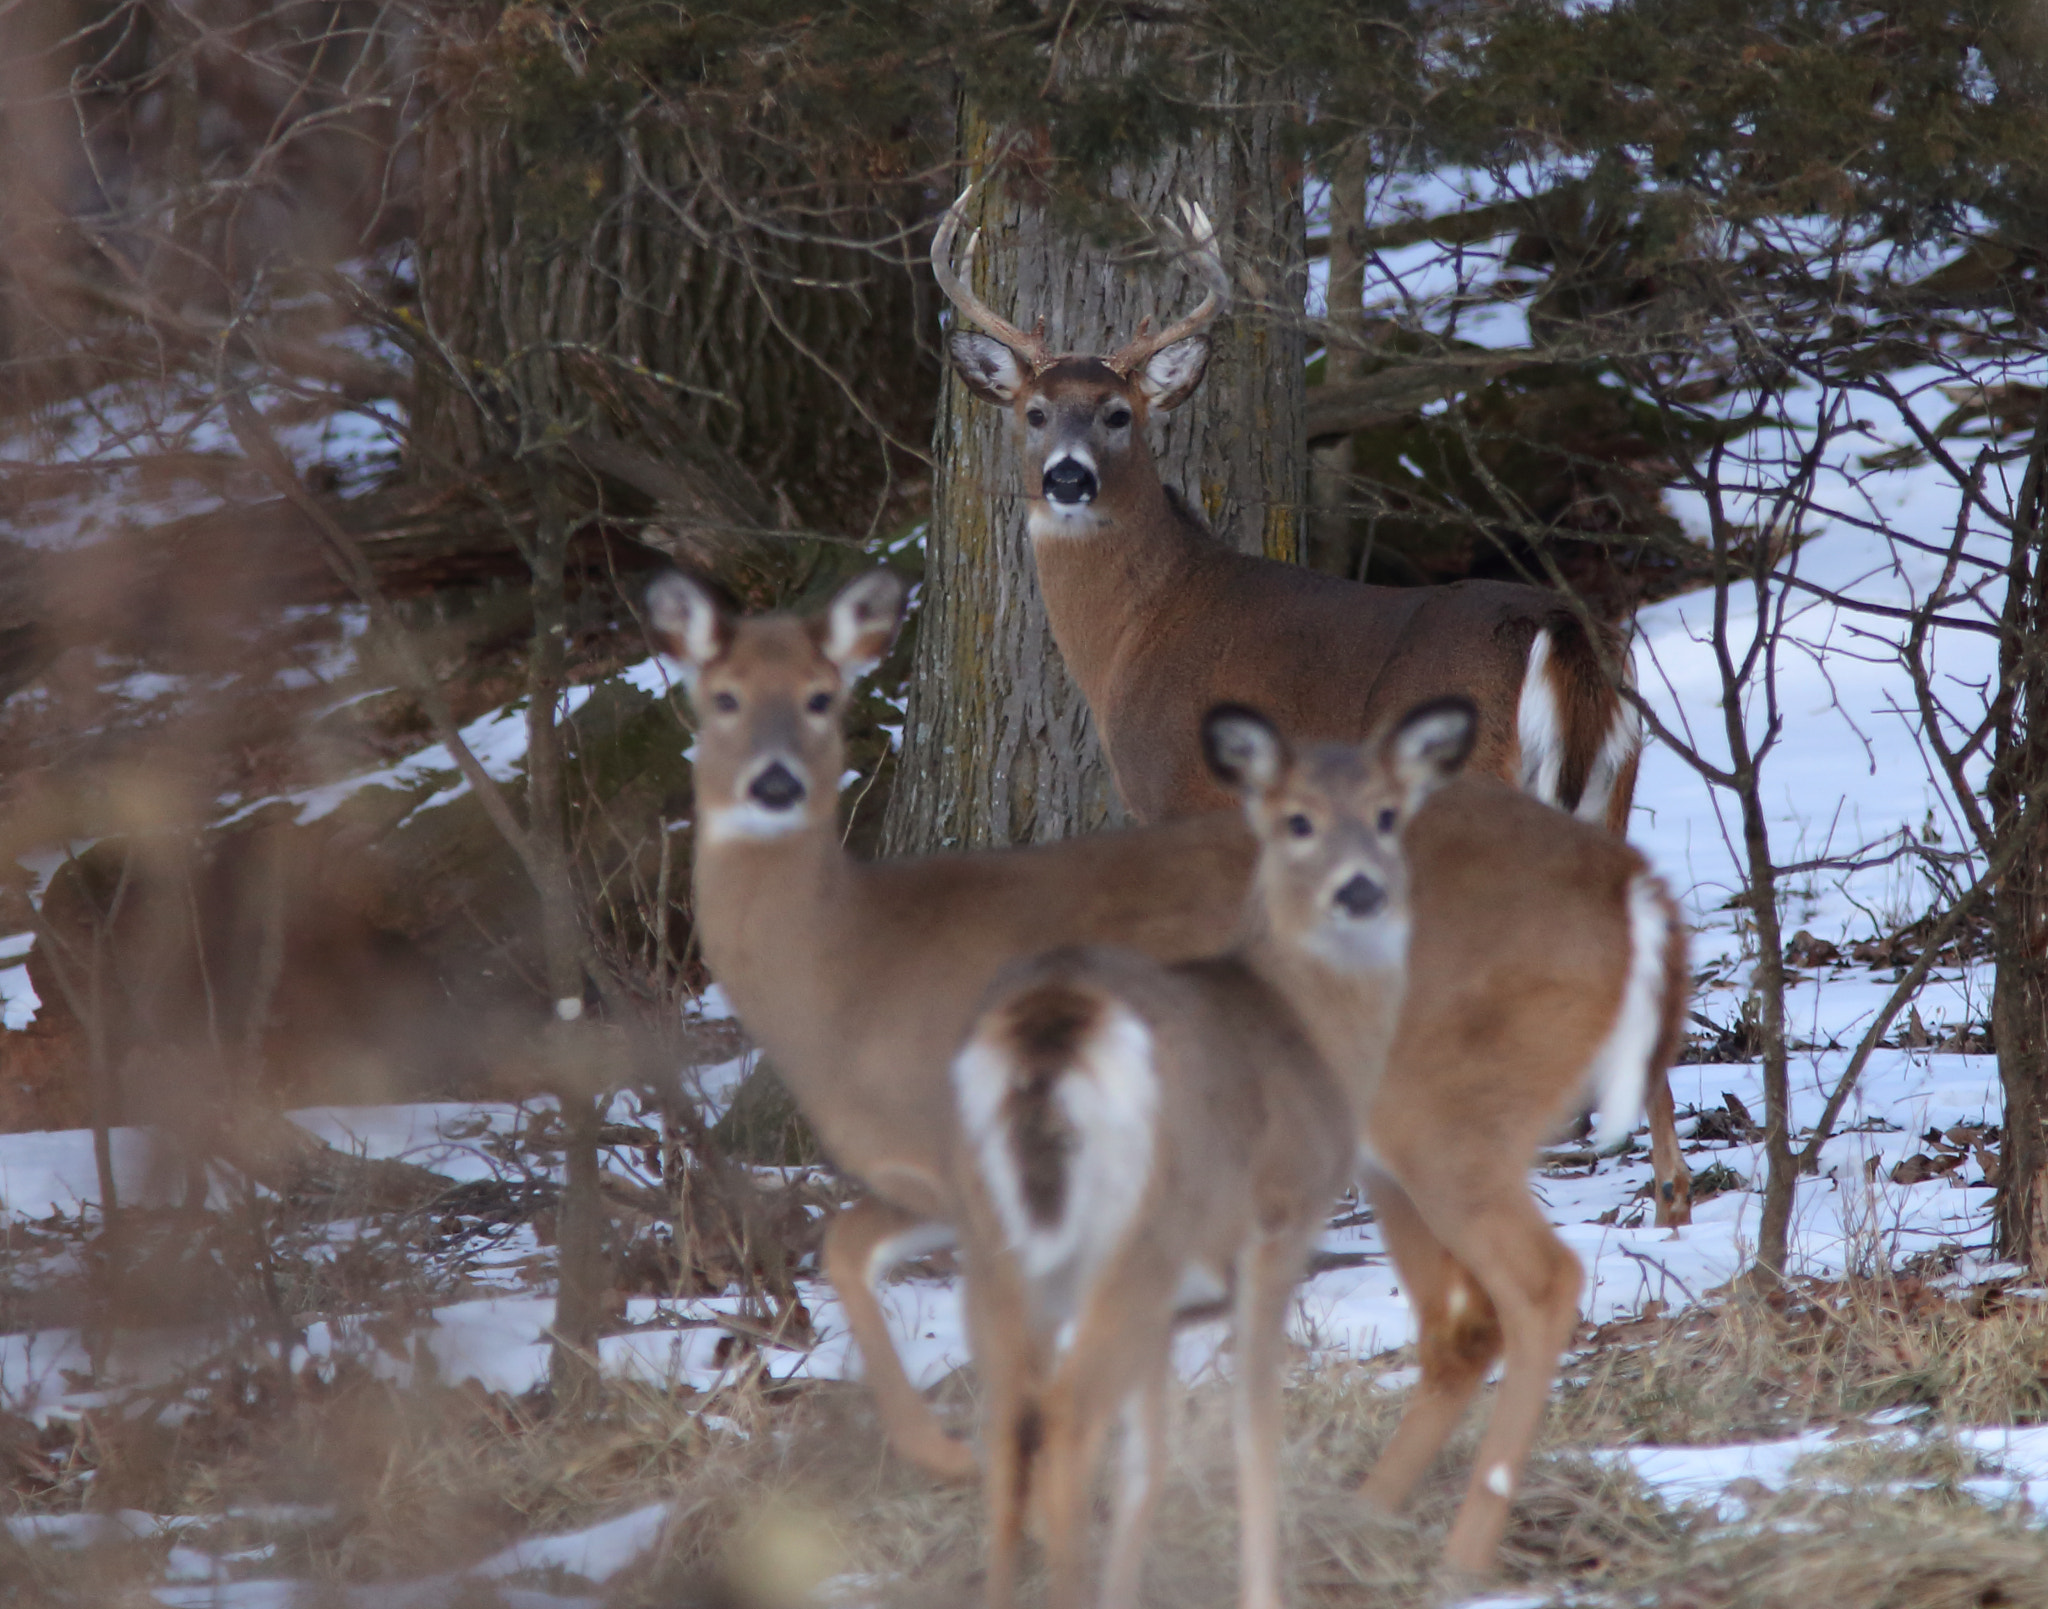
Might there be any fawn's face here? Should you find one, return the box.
[646,572,905,846]
[1205,699,1478,969]
[947,340,1210,539]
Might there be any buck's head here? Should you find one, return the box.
[646,571,907,847]
[1202,697,1479,969]
[934,187,1224,536]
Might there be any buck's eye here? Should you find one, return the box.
[1104,405,1132,429]
[1377,808,1398,834]
[806,691,833,714]
[712,691,739,714]
[1286,813,1314,839]
[1025,406,1047,428]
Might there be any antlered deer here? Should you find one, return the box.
[934,184,1692,1227]
[951,698,1473,1609]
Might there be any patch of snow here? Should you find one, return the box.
[1,960,38,1029]
[474,1502,670,1584]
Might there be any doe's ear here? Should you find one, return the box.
[818,570,909,682]
[949,331,1034,405]
[646,573,729,683]
[1386,695,1478,807]
[1202,703,1288,796]
[1134,335,1209,412]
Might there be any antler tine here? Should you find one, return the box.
[1107,197,1231,376]
[931,183,1052,367]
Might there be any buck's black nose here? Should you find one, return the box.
[1041,457,1098,505]
[749,762,806,811]
[1333,873,1386,919]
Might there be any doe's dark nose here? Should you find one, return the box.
[1041,458,1099,505]
[1333,873,1386,919]
[749,761,806,811]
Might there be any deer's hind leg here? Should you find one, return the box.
[1399,1177,1582,1576]
[821,1197,978,1481]
[1354,1170,1503,1517]
[1644,1068,1692,1227]
[962,1240,1048,1609]
[1035,1245,1183,1609]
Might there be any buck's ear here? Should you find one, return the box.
[1386,695,1478,808]
[1134,335,1210,412]
[817,570,909,682]
[1202,704,1288,796]
[949,332,1033,405]
[646,573,730,684]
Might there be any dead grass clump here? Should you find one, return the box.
[1560,1276,2048,1445]
[1616,1490,2048,1609]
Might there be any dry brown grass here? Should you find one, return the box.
[7,1273,2048,1608]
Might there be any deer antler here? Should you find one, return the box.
[1106,198,1230,376]
[931,182,1054,369]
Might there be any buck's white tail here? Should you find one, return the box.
[952,983,1159,1316]
[1585,874,1675,1151]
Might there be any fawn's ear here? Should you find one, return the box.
[1133,335,1210,413]
[1202,703,1288,797]
[949,332,1035,405]
[646,573,730,688]
[816,570,909,682]
[1386,695,1478,810]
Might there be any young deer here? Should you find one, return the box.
[934,187,1693,1229]
[1341,773,1685,1574]
[951,698,1476,1609]
[646,568,1254,1481]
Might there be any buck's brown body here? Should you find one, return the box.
[937,187,1686,1226]
[1033,478,1624,824]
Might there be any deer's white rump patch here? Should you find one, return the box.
[952,1000,1159,1326]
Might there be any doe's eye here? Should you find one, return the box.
[1377,808,1398,834]
[1286,812,1315,839]
[1025,406,1047,428]
[1105,406,1132,429]
[711,691,739,714]
[806,691,833,715]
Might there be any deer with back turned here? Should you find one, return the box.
[934,183,1692,1227]
[951,697,1473,1609]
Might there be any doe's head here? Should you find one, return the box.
[646,570,906,846]
[1202,696,1479,968]
[935,186,1224,530]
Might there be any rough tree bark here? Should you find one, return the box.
[884,87,1308,854]
[1993,444,2048,1276]
[411,61,933,545]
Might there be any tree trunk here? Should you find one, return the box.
[412,48,934,550]
[1309,144,1369,576]
[1993,453,2048,1277]
[884,79,1307,854]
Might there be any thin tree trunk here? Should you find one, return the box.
[1993,447,2048,1276]
[1309,144,1368,575]
[885,72,1307,854]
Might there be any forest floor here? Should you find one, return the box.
[5,238,2047,1605]
[5,528,2045,1603]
